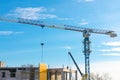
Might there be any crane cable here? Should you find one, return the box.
[41,42,44,63]
[40,26,45,63]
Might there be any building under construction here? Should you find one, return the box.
[0,61,77,80]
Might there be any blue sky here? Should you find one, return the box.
[0,0,120,79]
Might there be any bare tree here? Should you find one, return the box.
[90,73,112,80]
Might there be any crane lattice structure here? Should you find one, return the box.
[0,17,117,80]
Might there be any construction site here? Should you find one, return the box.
[0,61,77,80]
[0,17,117,80]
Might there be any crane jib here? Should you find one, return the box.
[0,17,117,37]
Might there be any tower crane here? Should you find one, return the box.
[0,17,117,80]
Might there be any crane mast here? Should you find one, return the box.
[0,17,117,80]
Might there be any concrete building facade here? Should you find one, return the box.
[0,64,77,80]
[0,66,39,80]
[0,61,5,68]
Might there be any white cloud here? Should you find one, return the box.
[16,7,46,12]
[100,47,120,52]
[7,7,72,21]
[0,31,13,35]
[111,47,120,52]
[61,46,72,50]
[73,0,94,3]
[101,53,120,56]
[38,14,58,19]
[85,0,94,2]
[103,41,120,47]
[97,46,120,57]
[0,31,24,35]
[99,47,120,57]
[91,61,120,80]
[99,49,111,52]
[58,17,73,20]
[8,7,48,20]
[79,19,88,25]
[79,21,88,25]
[14,32,24,34]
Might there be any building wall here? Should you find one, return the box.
[0,61,5,68]
[0,67,77,80]
[0,67,39,80]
